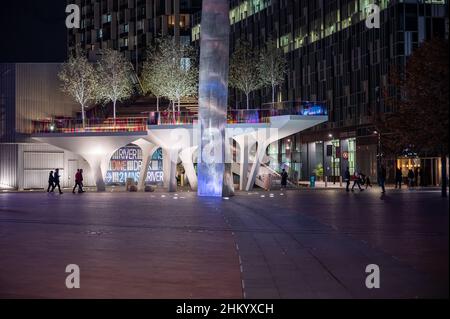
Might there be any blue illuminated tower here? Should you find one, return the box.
[197,0,231,197]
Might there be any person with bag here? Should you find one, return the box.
[351,170,364,192]
[72,169,85,193]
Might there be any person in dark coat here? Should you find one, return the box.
[351,170,364,191]
[280,168,288,189]
[360,172,372,189]
[378,165,386,193]
[72,169,83,193]
[51,168,63,194]
[344,167,351,192]
[407,169,415,188]
[395,167,403,189]
[47,170,54,192]
[78,169,85,193]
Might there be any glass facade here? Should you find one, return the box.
[348,138,356,174]
[331,139,341,177]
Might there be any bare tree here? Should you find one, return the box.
[97,49,134,121]
[141,47,167,112]
[229,40,261,110]
[58,48,98,128]
[258,38,287,108]
[145,37,198,115]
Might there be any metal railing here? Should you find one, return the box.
[32,117,148,134]
[32,103,327,134]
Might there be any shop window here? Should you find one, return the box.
[331,139,341,177]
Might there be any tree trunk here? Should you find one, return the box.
[113,100,116,126]
[178,98,180,113]
[81,105,85,129]
[172,100,175,123]
[156,96,159,112]
[246,93,249,110]
[272,85,275,109]
[441,154,447,198]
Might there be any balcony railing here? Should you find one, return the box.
[32,117,148,134]
[32,102,327,134]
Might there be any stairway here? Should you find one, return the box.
[230,145,296,190]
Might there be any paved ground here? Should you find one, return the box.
[0,188,448,298]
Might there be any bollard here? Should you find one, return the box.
[325,175,328,188]
[339,175,343,187]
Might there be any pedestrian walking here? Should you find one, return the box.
[378,165,386,193]
[79,169,85,192]
[407,169,415,188]
[51,168,63,194]
[395,167,403,189]
[351,170,364,191]
[280,168,288,190]
[360,172,372,189]
[344,167,351,192]
[72,169,84,193]
[47,170,54,192]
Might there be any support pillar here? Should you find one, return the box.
[134,139,157,191]
[245,142,266,191]
[179,146,198,191]
[85,156,106,192]
[163,148,178,192]
[223,137,235,196]
[239,140,249,191]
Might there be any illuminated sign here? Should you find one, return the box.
[301,102,327,116]
[105,145,164,185]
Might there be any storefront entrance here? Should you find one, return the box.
[396,157,442,186]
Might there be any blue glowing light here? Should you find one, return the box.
[197,163,225,197]
[301,102,327,116]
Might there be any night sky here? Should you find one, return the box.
[0,0,67,62]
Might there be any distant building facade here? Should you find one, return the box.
[192,0,448,183]
[0,63,93,189]
[68,0,202,71]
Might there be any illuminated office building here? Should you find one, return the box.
[192,0,448,182]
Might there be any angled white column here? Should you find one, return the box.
[179,146,198,190]
[145,126,193,193]
[33,132,145,192]
[234,136,252,191]
[133,138,158,191]
[223,136,235,196]
[163,148,178,192]
[245,142,267,191]
[86,155,107,191]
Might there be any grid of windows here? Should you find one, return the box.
[192,1,447,142]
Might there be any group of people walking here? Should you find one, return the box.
[344,165,417,193]
[47,169,63,194]
[343,167,375,192]
[46,169,85,194]
[344,165,387,193]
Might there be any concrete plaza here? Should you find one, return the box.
[0,188,448,298]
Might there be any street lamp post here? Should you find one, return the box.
[374,130,382,183]
[328,134,335,184]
